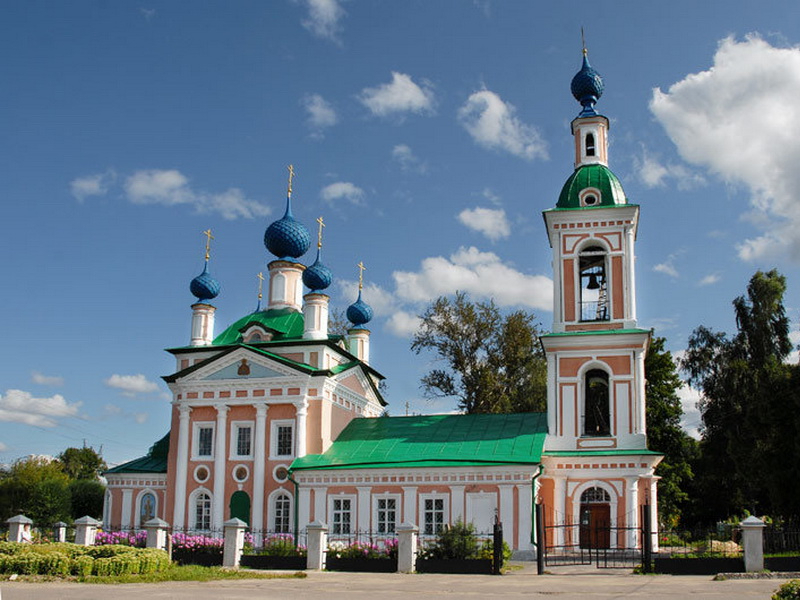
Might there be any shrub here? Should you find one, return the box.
[420,520,480,560]
[72,555,94,577]
[774,580,800,600]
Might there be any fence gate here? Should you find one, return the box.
[539,505,651,570]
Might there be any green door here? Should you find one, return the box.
[229,491,251,525]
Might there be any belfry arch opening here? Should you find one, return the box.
[585,133,596,156]
[584,369,610,437]
[578,245,608,321]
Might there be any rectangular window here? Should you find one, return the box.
[276,425,293,456]
[236,426,252,457]
[332,498,352,535]
[198,427,213,457]
[423,497,445,535]
[376,498,397,534]
[273,494,291,533]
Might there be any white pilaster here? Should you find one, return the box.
[121,489,133,529]
[173,404,192,528]
[402,486,417,525]
[295,400,308,458]
[357,486,371,532]
[298,485,312,532]
[517,483,533,551]
[212,404,229,529]
[546,352,557,436]
[251,404,268,534]
[626,477,639,549]
[499,485,514,543]
[626,226,637,324]
[449,485,465,522]
[554,477,567,547]
[313,487,327,523]
[635,349,646,435]
[649,478,660,552]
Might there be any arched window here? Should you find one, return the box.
[585,133,596,156]
[139,492,156,526]
[580,487,611,504]
[579,245,608,321]
[584,369,610,437]
[194,492,212,531]
[273,493,291,533]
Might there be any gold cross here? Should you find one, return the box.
[257,272,265,300]
[316,216,325,249]
[287,164,295,198]
[202,229,214,261]
[357,261,366,290]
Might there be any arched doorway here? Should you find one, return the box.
[229,491,251,525]
[579,487,610,549]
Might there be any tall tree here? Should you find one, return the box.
[644,336,697,528]
[57,446,106,481]
[681,269,799,521]
[411,292,547,413]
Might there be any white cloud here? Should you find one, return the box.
[0,441,8,452]
[337,280,397,318]
[301,0,345,43]
[653,251,683,278]
[482,188,501,206]
[123,169,270,220]
[134,412,149,424]
[104,374,159,397]
[393,246,552,310]
[634,147,705,190]
[698,273,721,286]
[70,170,116,202]
[457,206,511,241]
[320,181,365,205]
[359,72,435,118]
[31,371,64,387]
[385,310,422,338]
[392,144,428,173]
[0,389,81,428]
[650,35,800,262]
[458,89,547,160]
[677,384,702,440]
[302,93,338,138]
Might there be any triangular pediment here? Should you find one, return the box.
[332,365,381,404]
[166,346,309,384]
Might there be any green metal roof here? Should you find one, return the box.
[290,412,548,471]
[556,163,627,209]
[212,308,305,345]
[105,433,170,474]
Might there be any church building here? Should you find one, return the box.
[104,52,661,555]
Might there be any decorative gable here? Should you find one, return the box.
[202,359,285,380]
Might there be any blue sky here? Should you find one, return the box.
[2,1,800,466]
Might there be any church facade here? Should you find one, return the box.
[104,53,661,554]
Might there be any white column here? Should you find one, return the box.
[402,486,417,526]
[649,478,660,552]
[634,349,646,435]
[546,352,557,436]
[450,485,465,522]
[554,477,566,547]
[173,404,192,528]
[552,239,563,331]
[121,489,133,529]
[212,404,229,530]
[298,485,312,532]
[313,487,327,524]
[295,400,308,458]
[499,485,514,529]
[357,487,371,533]
[626,477,639,549]
[626,226,637,323]
[517,482,533,552]
[396,523,418,573]
[251,404,268,535]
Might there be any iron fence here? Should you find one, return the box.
[656,527,742,558]
[764,521,800,555]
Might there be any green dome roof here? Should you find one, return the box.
[212,308,305,345]
[557,164,627,209]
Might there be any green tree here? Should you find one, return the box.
[681,269,799,521]
[57,446,107,481]
[69,479,106,519]
[0,456,70,522]
[411,292,547,413]
[644,336,697,528]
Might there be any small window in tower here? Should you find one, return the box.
[586,133,596,156]
[579,245,609,322]
[584,369,611,437]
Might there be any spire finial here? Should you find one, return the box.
[316,216,325,249]
[357,261,366,291]
[202,229,214,262]
[287,164,295,199]
[255,271,265,311]
[581,27,587,57]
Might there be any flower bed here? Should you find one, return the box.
[95,530,147,548]
[241,534,307,570]
[170,533,223,566]
[325,539,398,572]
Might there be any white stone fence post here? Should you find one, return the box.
[396,522,418,573]
[6,515,33,543]
[144,518,170,551]
[741,516,766,572]
[222,517,248,568]
[74,516,100,546]
[54,521,68,543]
[306,521,328,570]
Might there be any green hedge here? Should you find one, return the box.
[0,542,170,576]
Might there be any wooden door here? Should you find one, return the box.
[579,504,610,549]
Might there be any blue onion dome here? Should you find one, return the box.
[264,196,311,259]
[347,290,373,327]
[571,52,604,116]
[190,263,220,304]
[303,249,333,292]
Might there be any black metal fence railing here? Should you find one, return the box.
[244,529,308,555]
[325,529,398,558]
[542,522,643,568]
[656,527,742,557]
[764,522,800,555]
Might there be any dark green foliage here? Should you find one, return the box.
[681,270,800,522]
[57,447,106,481]
[69,479,106,520]
[28,478,72,525]
[411,292,547,413]
[644,336,697,528]
[420,520,480,559]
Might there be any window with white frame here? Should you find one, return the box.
[420,494,448,535]
[270,420,295,459]
[272,492,292,533]
[194,492,212,530]
[230,421,254,459]
[374,496,399,534]
[192,422,215,459]
[330,496,354,535]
